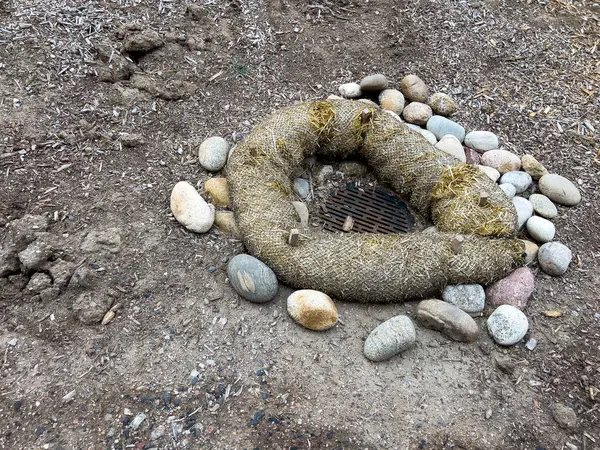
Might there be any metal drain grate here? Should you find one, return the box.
[318,183,413,233]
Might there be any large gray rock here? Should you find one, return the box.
[499,171,532,194]
[464,131,499,152]
[526,216,555,243]
[487,305,529,346]
[442,284,485,313]
[426,115,466,142]
[529,194,557,219]
[399,74,429,102]
[227,254,278,303]
[538,174,581,206]
[416,299,479,342]
[538,242,572,276]
[363,315,416,362]
[359,74,388,91]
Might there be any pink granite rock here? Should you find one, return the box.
[485,267,535,309]
[465,147,481,165]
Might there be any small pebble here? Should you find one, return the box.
[526,216,555,243]
[499,171,532,194]
[427,92,457,116]
[521,154,549,180]
[170,181,215,233]
[363,315,416,362]
[130,413,147,430]
[435,135,466,162]
[442,284,485,314]
[537,242,572,276]
[338,83,362,98]
[399,74,429,102]
[480,150,521,174]
[227,254,278,303]
[529,194,557,219]
[426,115,466,142]
[485,267,534,309]
[416,299,479,342]
[198,136,229,172]
[287,290,338,331]
[401,102,432,125]
[499,183,516,199]
[538,174,581,206]
[378,89,405,115]
[464,131,499,152]
[512,197,533,229]
[359,74,388,91]
[487,305,529,346]
[293,178,310,199]
[525,337,537,351]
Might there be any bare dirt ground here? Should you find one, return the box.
[1,0,599,449]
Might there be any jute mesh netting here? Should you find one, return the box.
[227,99,524,302]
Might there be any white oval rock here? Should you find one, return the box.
[435,135,466,162]
[401,102,432,125]
[499,183,516,199]
[538,174,581,206]
[287,290,338,331]
[512,197,533,229]
[529,194,558,219]
[480,150,521,174]
[538,242,572,276]
[199,136,229,172]
[499,171,532,194]
[487,304,529,346]
[442,284,485,314]
[526,216,555,243]
[363,315,416,362]
[400,74,429,102]
[170,181,215,233]
[338,83,362,99]
[378,89,405,115]
[418,129,437,145]
[426,115,466,142]
[477,165,501,182]
[464,131,499,152]
[360,74,388,91]
[227,254,278,303]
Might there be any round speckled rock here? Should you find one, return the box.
[287,290,338,331]
[442,284,485,314]
[227,254,278,303]
[401,102,432,125]
[499,183,517,199]
[526,216,555,243]
[538,242,572,276]
[529,194,558,219]
[538,174,581,206]
[427,92,457,116]
[485,267,534,309]
[512,196,533,229]
[464,131,499,152]
[435,135,465,162]
[480,150,521,174]
[416,299,479,342]
[198,136,229,172]
[338,83,362,99]
[363,315,416,362]
[499,171,532,194]
[426,115,466,142]
[399,74,429,102]
[487,305,529,346]
[170,181,215,233]
[378,89,405,115]
[359,74,388,91]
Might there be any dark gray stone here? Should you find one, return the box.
[227,254,278,303]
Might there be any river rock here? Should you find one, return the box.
[293,178,310,198]
[378,89,405,115]
[204,178,230,207]
[363,315,416,362]
[435,135,466,162]
[338,83,362,99]
[401,102,432,125]
[538,242,572,276]
[487,305,529,346]
[399,74,429,102]
[526,216,555,243]
[529,194,557,219]
[480,150,521,174]
[427,92,457,116]
[465,148,481,165]
[198,136,229,172]
[538,174,581,206]
[359,74,388,91]
[521,240,539,264]
[464,131,499,152]
[477,165,501,182]
[416,299,479,342]
[499,171,532,194]
[442,284,485,314]
[287,290,338,331]
[214,211,240,237]
[426,115,466,142]
[227,254,278,303]
[521,154,549,180]
[418,129,437,145]
[170,181,215,233]
[512,197,533,229]
[485,267,534,309]
[499,183,516,199]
